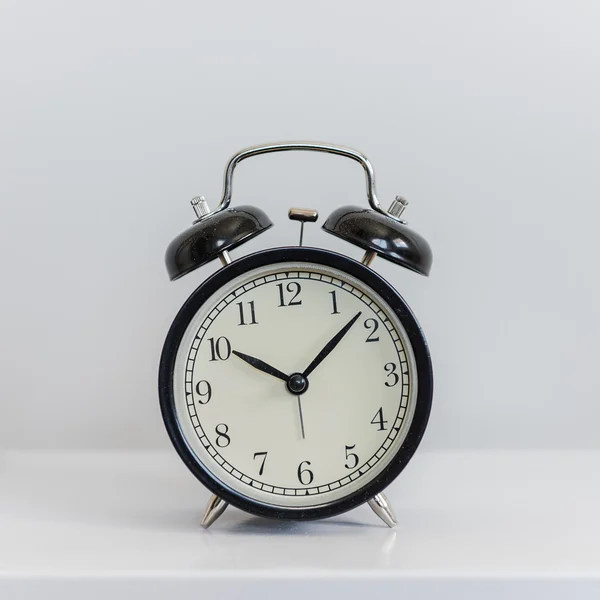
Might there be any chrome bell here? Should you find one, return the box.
[323,196,433,276]
[165,197,272,280]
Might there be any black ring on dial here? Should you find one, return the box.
[159,247,433,522]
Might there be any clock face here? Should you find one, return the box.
[161,248,432,518]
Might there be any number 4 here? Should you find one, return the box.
[370,407,388,431]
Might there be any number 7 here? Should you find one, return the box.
[253,451,268,476]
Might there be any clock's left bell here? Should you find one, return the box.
[165,197,273,280]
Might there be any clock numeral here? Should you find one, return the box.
[208,336,231,361]
[297,460,314,485]
[329,290,340,314]
[195,380,212,404]
[364,318,380,342]
[384,362,399,387]
[344,444,359,469]
[236,300,258,326]
[370,407,388,431]
[277,282,302,307]
[215,423,230,447]
[253,451,268,476]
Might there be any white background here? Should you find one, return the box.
[1,0,599,453]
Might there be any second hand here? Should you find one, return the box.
[297,395,306,439]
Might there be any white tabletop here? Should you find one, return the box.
[1,450,599,599]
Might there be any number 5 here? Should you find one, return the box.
[344,444,359,469]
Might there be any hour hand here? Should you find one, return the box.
[232,350,289,383]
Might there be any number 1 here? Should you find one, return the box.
[329,290,340,314]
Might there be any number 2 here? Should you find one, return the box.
[364,318,380,342]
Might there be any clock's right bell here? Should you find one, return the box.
[322,197,433,276]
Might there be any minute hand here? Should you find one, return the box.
[302,311,362,378]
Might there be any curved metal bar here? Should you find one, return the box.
[216,142,383,213]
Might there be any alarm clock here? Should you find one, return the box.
[158,143,433,529]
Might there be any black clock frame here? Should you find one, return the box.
[159,247,433,522]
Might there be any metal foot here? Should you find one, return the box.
[200,494,229,529]
[368,492,397,528]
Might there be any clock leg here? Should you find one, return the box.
[367,492,397,528]
[200,494,229,529]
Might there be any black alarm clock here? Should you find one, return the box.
[158,143,433,528]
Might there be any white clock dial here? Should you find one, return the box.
[172,261,418,509]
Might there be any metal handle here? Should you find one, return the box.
[215,142,384,214]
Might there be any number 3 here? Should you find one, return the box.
[384,362,399,387]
